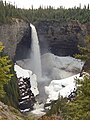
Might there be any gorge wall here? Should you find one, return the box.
[0,19,90,61]
[0,18,31,60]
[35,20,89,56]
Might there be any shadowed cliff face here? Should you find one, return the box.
[14,26,31,61]
[35,20,88,56]
[0,19,31,60]
[0,19,90,61]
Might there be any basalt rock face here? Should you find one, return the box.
[0,19,90,61]
[35,20,89,56]
[0,19,31,60]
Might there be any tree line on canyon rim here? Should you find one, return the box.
[0,0,90,24]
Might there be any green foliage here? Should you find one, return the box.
[0,42,19,108]
[65,76,90,120]
[75,36,90,72]
[49,36,90,119]
[47,95,68,119]
[0,1,90,24]
[2,64,19,108]
[47,76,90,120]
[0,42,13,97]
[75,36,90,59]
[55,36,90,119]
[47,33,90,118]
[75,54,88,60]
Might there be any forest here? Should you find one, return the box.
[0,0,90,120]
[0,0,90,24]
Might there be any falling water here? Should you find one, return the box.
[30,24,42,80]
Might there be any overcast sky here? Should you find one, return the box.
[4,0,90,9]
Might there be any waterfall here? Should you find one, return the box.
[30,24,42,80]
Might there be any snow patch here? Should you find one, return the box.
[45,74,83,102]
[14,64,39,96]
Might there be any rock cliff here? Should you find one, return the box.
[0,18,31,60]
[35,20,89,56]
[0,19,90,60]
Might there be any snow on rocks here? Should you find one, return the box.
[14,64,39,96]
[45,74,83,103]
[14,64,46,115]
[14,64,32,78]
[14,64,39,113]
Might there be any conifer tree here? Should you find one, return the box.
[75,36,90,72]
[0,42,13,98]
[65,37,90,119]
[0,42,19,108]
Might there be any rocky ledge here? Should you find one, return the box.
[0,101,26,120]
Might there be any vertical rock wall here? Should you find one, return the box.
[35,20,89,56]
[0,19,90,61]
[0,19,30,60]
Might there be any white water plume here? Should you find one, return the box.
[30,24,42,80]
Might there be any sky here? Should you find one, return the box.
[4,0,90,9]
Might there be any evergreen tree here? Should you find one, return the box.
[3,63,19,108]
[0,42,13,97]
[0,42,19,108]
[47,36,90,119]
[75,36,90,72]
[47,94,67,119]
[65,36,90,119]
[0,0,90,24]
[87,4,89,10]
[65,76,90,120]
